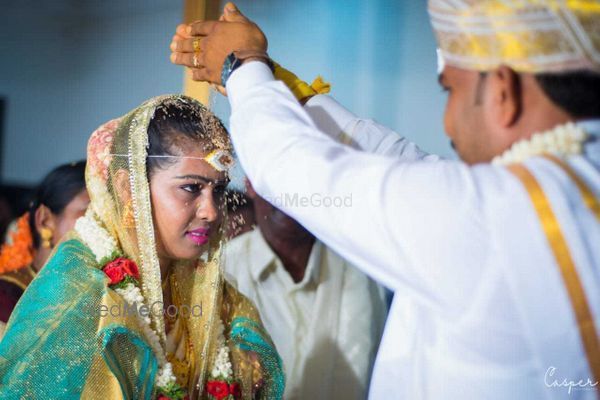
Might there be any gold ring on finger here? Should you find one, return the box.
[193,39,201,52]
[193,51,201,67]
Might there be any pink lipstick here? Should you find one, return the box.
[186,227,210,246]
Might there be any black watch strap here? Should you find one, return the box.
[221,51,274,86]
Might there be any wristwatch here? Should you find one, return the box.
[221,50,275,86]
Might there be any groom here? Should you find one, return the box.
[171,2,600,398]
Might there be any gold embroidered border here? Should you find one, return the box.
[508,163,600,388]
[543,154,600,221]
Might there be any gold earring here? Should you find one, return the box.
[40,228,53,249]
[122,200,135,229]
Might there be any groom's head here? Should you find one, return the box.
[430,0,600,164]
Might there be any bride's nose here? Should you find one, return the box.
[195,190,219,222]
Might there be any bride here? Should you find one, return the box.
[0,95,284,399]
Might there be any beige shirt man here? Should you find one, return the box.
[224,229,388,399]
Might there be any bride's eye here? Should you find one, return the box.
[181,183,202,194]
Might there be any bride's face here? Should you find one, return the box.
[149,145,228,263]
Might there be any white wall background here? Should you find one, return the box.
[1,0,453,186]
[211,0,453,160]
[0,0,184,185]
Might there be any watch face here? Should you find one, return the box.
[221,53,237,85]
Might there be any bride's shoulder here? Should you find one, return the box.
[221,280,261,321]
[55,235,95,259]
[6,236,109,331]
[220,281,275,345]
[37,234,106,285]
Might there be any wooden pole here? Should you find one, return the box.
[182,0,221,106]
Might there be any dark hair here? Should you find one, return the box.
[146,98,230,176]
[28,160,86,247]
[535,70,600,118]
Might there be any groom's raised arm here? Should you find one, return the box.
[304,94,439,160]
[171,6,438,162]
[170,3,493,313]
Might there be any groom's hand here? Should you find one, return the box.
[170,2,268,85]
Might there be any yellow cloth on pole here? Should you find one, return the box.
[273,62,331,102]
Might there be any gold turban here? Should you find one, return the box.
[429,0,600,73]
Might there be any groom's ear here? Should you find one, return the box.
[113,169,132,205]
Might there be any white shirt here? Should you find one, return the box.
[223,229,388,400]
[225,62,600,399]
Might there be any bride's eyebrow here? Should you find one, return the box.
[174,175,229,185]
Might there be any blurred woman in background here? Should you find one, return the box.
[0,160,88,324]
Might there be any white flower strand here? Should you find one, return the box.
[114,284,169,367]
[75,214,118,263]
[492,122,588,166]
[211,318,233,379]
[156,363,176,388]
[74,216,177,389]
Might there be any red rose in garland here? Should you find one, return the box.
[206,381,230,399]
[104,263,125,284]
[229,382,241,398]
[103,257,140,286]
[119,257,139,278]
